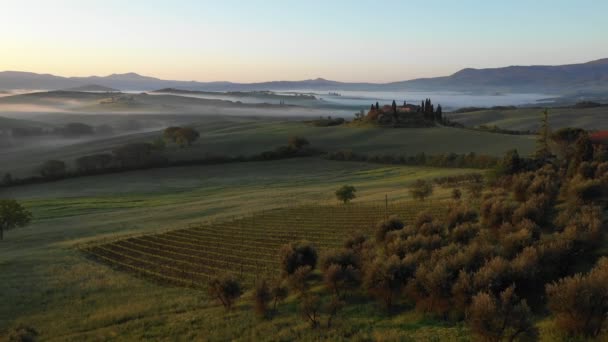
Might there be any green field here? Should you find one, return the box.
[1,115,535,177]
[449,106,608,131]
[0,159,479,340]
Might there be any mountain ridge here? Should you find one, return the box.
[1,58,608,93]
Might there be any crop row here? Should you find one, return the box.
[83,201,448,287]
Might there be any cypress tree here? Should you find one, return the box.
[392,100,397,114]
[535,109,551,159]
[376,102,380,111]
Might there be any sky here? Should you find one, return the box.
[1,0,608,83]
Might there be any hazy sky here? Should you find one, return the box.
[2,0,608,83]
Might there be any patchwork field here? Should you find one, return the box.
[0,159,477,340]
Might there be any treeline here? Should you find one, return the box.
[323,150,499,169]
[306,116,346,127]
[0,136,317,188]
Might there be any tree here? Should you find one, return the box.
[163,126,181,143]
[335,185,356,204]
[112,142,155,168]
[270,280,289,312]
[468,286,538,341]
[61,122,94,137]
[207,274,242,310]
[363,255,409,313]
[435,104,443,122]
[2,173,13,186]
[535,109,551,159]
[287,136,310,150]
[374,216,404,243]
[39,160,66,179]
[323,263,361,299]
[410,179,433,201]
[0,199,32,240]
[279,241,318,276]
[75,154,113,173]
[300,294,321,328]
[253,280,272,318]
[175,127,200,147]
[546,257,608,338]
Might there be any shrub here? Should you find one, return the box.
[468,286,538,341]
[207,274,242,310]
[546,257,608,338]
[279,241,318,276]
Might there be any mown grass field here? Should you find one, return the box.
[448,106,608,131]
[1,115,535,177]
[0,158,479,341]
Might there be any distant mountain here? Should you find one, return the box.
[1,58,608,94]
[65,84,119,92]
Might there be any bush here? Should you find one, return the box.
[546,257,608,338]
[452,188,462,200]
[207,274,242,310]
[468,286,538,341]
[279,241,318,276]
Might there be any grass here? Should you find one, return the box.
[449,106,608,131]
[1,115,535,177]
[0,158,478,340]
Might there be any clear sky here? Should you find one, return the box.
[2,0,607,83]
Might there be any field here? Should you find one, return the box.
[82,201,447,288]
[0,158,478,340]
[1,115,535,177]
[448,106,608,131]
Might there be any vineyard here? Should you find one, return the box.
[81,200,448,288]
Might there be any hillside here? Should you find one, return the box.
[65,84,119,92]
[2,58,608,93]
[448,105,608,131]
